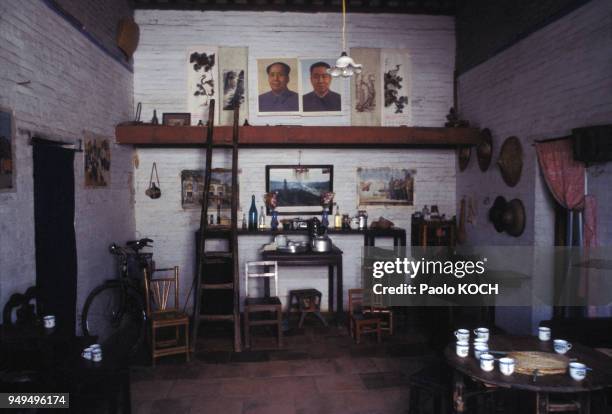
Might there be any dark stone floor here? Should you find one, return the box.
[131,321,438,414]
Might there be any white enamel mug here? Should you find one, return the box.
[454,329,470,342]
[456,341,469,358]
[569,362,587,381]
[499,357,515,376]
[43,315,56,329]
[538,327,551,341]
[474,344,489,359]
[553,339,572,354]
[479,353,495,372]
[474,327,490,341]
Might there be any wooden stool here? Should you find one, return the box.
[287,289,327,328]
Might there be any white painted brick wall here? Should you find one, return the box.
[0,0,134,324]
[135,147,456,311]
[133,10,457,310]
[457,0,612,333]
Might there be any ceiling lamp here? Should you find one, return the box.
[327,0,362,78]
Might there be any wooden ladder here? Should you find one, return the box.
[192,92,242,352]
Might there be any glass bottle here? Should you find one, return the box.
[242,213,247,230]
[422,205,430,220]
[151,109,159,125]
[248,195,257,230]
[334,204,342,229]
[259,206,266,229]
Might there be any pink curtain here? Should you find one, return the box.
[583,195,598,248]
[535,138,585,210]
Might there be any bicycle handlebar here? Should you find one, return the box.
[109,238,153,256]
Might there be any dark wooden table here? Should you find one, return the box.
[262,246,344,323]
[445,335,612,413]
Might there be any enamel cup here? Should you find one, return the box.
[499,357,515,376]
[43,315,56,329]
[569,362,587,381]
[474,344,489,359]
[456,341,469,358]
[474,327,490,341]
[554,339,572,354]
[473,337,488,346]
[82,347,93,360]
[479,353,495,372]
[455,329,470,342]
[538,326,551,341]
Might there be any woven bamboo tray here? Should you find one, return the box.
[507,351,569,376]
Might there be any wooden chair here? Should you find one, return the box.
[243,261,283,348]
[143,266,190,366]
[348,288,381,344]
[363,293,394,335]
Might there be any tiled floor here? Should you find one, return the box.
[131,322,437,414]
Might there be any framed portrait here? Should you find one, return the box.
[257,58,300,115]
[0,107,14,191]
[181,169,238,224]
[163,113,191,126]
[266,165,333,215]
[299,58,343,115]
[357,167,415,206]
[84,132,111,188]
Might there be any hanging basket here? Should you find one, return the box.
[145,162,161,199]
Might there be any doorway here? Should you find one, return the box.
[33,138,77,336]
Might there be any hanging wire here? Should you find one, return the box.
[341,0,346,52]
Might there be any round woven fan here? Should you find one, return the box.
[508,351,569,376]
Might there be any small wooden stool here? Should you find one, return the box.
[287,289,327,328]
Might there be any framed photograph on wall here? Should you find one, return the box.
[357,167,415,206]
[266,165,333,215]
[162,113,191,126]
[0,107,14,191]
[181,168,238,224]
[84,132,111,188]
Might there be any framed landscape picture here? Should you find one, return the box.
[357,167,415,206]
[266,165,333,215]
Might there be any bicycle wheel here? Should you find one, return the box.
[81,282,146,357]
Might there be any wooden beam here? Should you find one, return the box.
[115,125,481,147]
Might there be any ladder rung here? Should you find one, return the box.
[201,283,234,290]
[204,252,233,259]
[199,314,234,321]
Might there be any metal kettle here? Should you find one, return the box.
[311,235,332,252]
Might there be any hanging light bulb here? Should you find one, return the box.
[327,0,362,78]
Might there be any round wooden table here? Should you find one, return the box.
[445,335,612,413]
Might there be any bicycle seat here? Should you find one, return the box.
[126,238,153,251]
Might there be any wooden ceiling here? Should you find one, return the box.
[130,0,457,15]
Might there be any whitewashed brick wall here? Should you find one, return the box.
[457,0,612,333]
[0,0,134,322]
[133,10,457,310]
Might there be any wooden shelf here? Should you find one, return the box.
[115,125,481,147]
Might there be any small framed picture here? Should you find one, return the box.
[163,113,191,126]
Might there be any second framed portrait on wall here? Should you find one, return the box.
[299,58,343,115]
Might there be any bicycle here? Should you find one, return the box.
[81,238,154,358]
